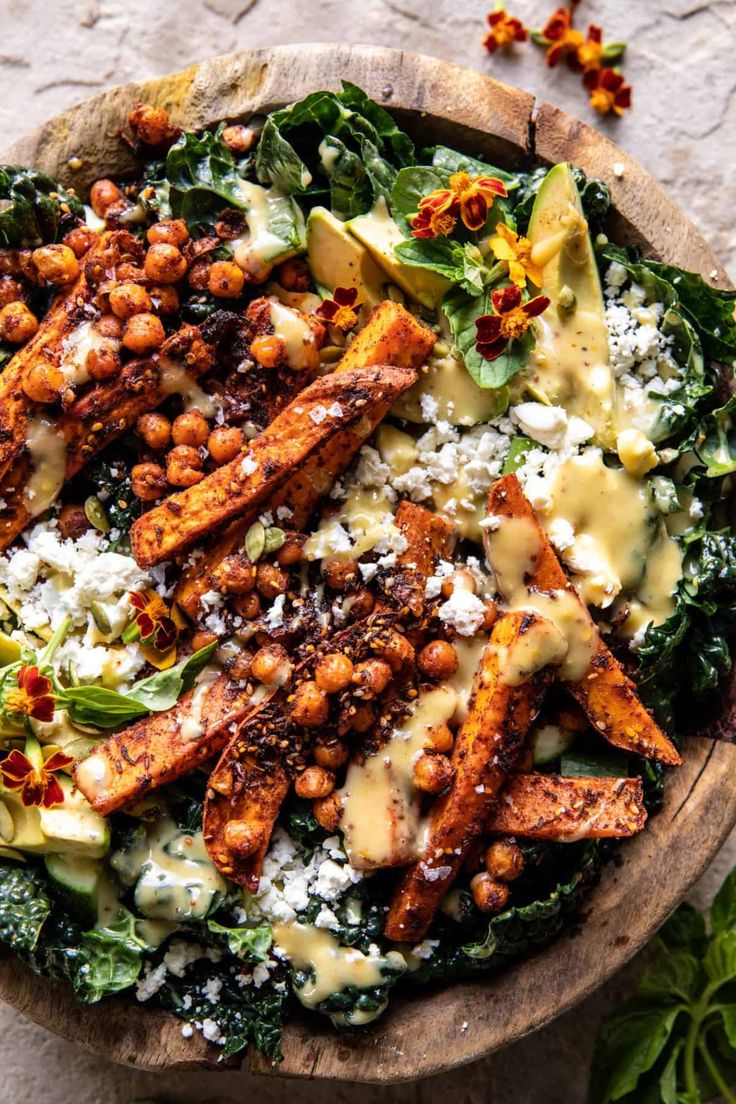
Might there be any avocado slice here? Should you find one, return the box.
[347,198,451,310]
[527,164,614,447]
[307,206,386,312]
[0,778,110,858]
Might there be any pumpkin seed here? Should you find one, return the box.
[84,495,110,533]
[263,526,286,554]
[245,522,266,563]
[90,601,112,635]
[0,801,14,844]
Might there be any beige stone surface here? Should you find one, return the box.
[0,1,734,1101]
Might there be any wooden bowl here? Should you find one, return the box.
[2,43,734,1083]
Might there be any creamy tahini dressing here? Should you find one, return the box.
[494,618,568,687]
[304,486,398,563]
[232,181,305,280]
[59,321,120,387]
[23,418,67,517]
[268,301,316,370]
[179,668,220,742]
[159,358,218,417]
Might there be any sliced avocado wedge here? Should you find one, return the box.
[527,163,614,447]
[0,778,110,858]
[347,198,451,310]
[307,206,386,312]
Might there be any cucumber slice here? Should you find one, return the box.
[45,853,105,925]
[531,724,577,766]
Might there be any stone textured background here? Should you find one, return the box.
[1,1,735,1101]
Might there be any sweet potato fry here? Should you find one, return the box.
[484,474,681,767]
[487,773,647,840]
[384,611,556,943]
[131,364,417,568]
[335,301,436,375]
[73,673,256,815]
[204,503,453,889]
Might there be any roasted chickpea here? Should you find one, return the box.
[136,412,172,451]
[32,244,79,285]
[342,701,375,734]
[378,630,415,672]
[345,588,375,621]
[251,642,292,686]
[21,361,62,403]
[0,250,21,277]
[482,600,498,631]
[313,791,343,832]
[256,562,288,600]
[224,820,263,857]
[89,178,122,218]
[63,226,98,258]
[441,567,477,600]
[58,504,91,540]
[322,557,359,591]
[94,313,124,340]
[131,461,167,501]
[208,260,245,299]
[109,281,152,319]
[315,652,354,694]
[17,250,39,285]
[172,410,210,448]
[187,257,212,291]
[147,219,189,248]
[425,723,454,754]
[275,532,306,567]
[313,740,350,770]
[205,425,242,465]
[144,243,188,284]
[115,261,147,283]
[211,554,256,596]
[0,301,38,344]
[149,283,179,315]
[413,752,453,794]
[166,444,203,488]
[123,312,165,354]
[0,277,26,308]
[86,345,121,382]
[295,764,335,799]
[191,629,219,651]
[128,102,175,145]
[485,840,524,882]
[291,681,330,728]
[250,334,285,369]
[352,658,392,699]
[222,124,255,155]
[418,640,459,681]
[228,651,254,682]
[276,257,312,292]
[471,872,510,915]
[233,592,261,620]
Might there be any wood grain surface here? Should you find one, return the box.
[1,42,734,1083]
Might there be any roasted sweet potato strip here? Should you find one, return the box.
[131,365,417,568]
[485,474,681,767]
[384,611,555,943]
[335,301,436,375]
[487,773,647,840]
[204,503,453,889]
[73,673,256,815]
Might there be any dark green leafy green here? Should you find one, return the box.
[442,285,534,390]
[394,238,488,296]
[0,862,52,953]
[0,165,83,247]
[590,866,736,1104]
[644,261,736,363]
[85,458,139,551]
[61,642,218,727]
[429,145,519,189]
[72,908,153,1002]
[692,395,736,478]
[157,127,245,230]
[206,920,272,962]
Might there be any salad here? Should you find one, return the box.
[0,83,734,1063]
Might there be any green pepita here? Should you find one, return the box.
[90,601,113,635]
[263,527,286,554]
[245,522,266,563]
[84,495,110,533]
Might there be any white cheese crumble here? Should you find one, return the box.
[438,587,487,636]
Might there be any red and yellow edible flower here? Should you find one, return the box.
[487,223,543,288]
[584,67,632,116]
[475,285,550,361]
[483,7,528,53]
[411,172,508,239]
[573,24,604,71]
[0,740,72,808]
[128,590,178,652]
[539,6,584,67]
[3,664,56,723]
[316,286,362,332]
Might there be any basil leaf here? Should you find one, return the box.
[60,686,150,728]
[659,903,707,958]
[390,166,448,235]
[430,145,519,189]
[639,947,702,1004]
[128,642,218,712]
[164,128,246,229]
[394,239,486,296]
[658,1038,684,1104]
[712,869,736,936]
[442,286,533,390]
[704,930,736,986]
[207,920,272,962]
[589,1001,685,1104]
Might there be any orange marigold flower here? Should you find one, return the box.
[410,172,508,239]
[475,285,550,361]
[540,6,584,67]
[584,66,632,116]
[4,664,56,723]
[573,24,604,71]
[484,7,528,53]
[0,746,73,808]
[316,286,362,332]
[129,589,178,651]
[488,222,543,288]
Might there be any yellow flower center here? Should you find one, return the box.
[449,172,473,200]
[332,305,359,331]
[499,306,533,341]
[493,18,517,46]
[140,593,170,623]
[590,87,615,114]
[577,40,602,67]
[4,688,34,716]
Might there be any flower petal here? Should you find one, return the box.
[522,294,551,319]
[492,284,522,314]
[475,313,502,342]
[477,337,510,362]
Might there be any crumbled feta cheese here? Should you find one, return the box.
[135,963,167,1001]
[203,976,223,1004]
[438,587,487,636]
[511,402,569,449]
[264,593,286,630]
[411,939,440,959]
[201,1018,225,1044]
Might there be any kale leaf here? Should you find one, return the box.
[206,920,272,962]
[86,457,140,551]
[72,908,153,1002]
[644,261,736,363]
[0,166,84,248]
[0,861,52,953]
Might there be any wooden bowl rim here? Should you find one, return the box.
[1,42,734,1084]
